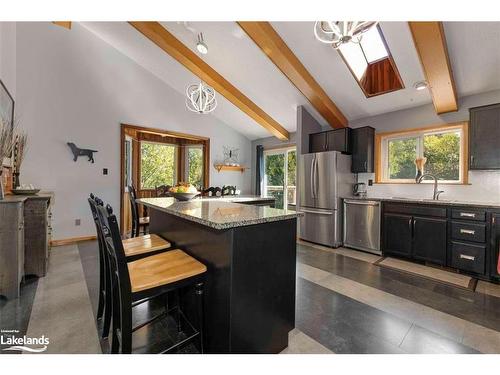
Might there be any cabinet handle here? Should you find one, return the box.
[470,155,474,166]
[408,218,412,232]
[460,212,476,218]
[364,161,367,171]
[460,229,475,235]
[460,254,475,261]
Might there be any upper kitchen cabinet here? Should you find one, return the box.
[351,126,375,173]
[469,103,500,170]
[309,128,352,154]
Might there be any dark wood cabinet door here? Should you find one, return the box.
[412,216,447,265]
[384,213,413,257]
[351,126,375,173]
[326,128,351,153]
[470,104,500,170]
[491,214,500,279]
[309,132,327,153]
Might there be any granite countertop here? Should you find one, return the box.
[193,195,275,203]
[343,196,500,209]
[137,197,301,230]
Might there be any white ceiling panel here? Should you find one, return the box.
[444,22,500,97]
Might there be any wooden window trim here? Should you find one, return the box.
[374,121,469,185]
[120,123,210,234]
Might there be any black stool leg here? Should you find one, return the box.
[175,289,182,332]
[101,260,112,339]
[195,282,205,354]
[97,249,105,320]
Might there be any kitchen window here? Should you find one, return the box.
[376,122,468,184]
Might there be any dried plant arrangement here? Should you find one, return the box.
[0,116,15,164]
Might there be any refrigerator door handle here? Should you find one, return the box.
[300,208,333,215]
[314,155,319,198]
[310,156,315,199]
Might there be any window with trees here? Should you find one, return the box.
[377,123,468,184]
[185,145,204,189]
[263,147,296,209]
[140,141,177,189]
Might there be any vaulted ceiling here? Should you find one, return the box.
[81,21,500,140]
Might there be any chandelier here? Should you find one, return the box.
[185,81,217,114]
[313,21,378,48]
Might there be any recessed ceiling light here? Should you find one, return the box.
[196,33,208,54]
[414,80,428,91]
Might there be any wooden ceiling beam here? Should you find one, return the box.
[238,21,348,129]
[409,22,458,114]
[129,22,289,140]
[52,22,72,30]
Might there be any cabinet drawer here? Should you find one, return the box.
[451,208,486,222]
[383,203,447,218]
[451,241,486,274]
[451,221,486,243]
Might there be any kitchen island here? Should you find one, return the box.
[137,197,301,353]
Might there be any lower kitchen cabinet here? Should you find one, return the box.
[382,201,500,279]
[384,213,412,257]
[413,216,447,265]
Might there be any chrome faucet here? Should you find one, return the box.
[416,174,444,200]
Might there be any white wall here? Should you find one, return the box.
[14,22,252,240]
[350,90,500,203]
[0,22,16,100]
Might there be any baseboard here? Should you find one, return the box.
[50,235,96,247]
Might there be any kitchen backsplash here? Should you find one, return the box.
[357,170,500,203]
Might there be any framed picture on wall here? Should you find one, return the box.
[0,79,15,167]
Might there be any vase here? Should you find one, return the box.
[13,172,20,189]
[0,170,4,200]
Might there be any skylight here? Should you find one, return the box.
[337,25,403,97]
[338,26,388,80]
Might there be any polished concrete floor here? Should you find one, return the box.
[2,240,500,354]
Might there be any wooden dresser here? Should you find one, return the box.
[0,193,53,299]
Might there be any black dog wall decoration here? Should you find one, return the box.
[67,142,98,163]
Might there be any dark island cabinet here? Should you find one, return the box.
[384,213,412,257]
[309,128,352,154]
[469,103,500,170]
[413,216,447,265]
[351,126,375,173]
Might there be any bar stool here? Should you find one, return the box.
[88,194,172,339]
[128,185,149,237]
[95,203,207,354]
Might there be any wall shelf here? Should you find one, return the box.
[214,164,247,173]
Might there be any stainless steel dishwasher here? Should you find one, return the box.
[343,199,381,254]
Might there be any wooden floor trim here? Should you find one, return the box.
[51,235,96,247]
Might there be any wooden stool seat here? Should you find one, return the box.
[128,249,207,293]
[139,216,150,225]
[122,234,171,258]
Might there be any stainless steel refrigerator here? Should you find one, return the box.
[298,151,354,247]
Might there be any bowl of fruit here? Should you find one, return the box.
[169,183,200,201]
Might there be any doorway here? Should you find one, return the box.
[263,147,296,209]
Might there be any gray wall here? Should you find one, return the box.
[351,90,500,202]
[10,22,253,240]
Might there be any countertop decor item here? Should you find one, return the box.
[67,142,98,163]
[13,131,27,189]
[11,188,40,195]
[414,157,427,182]
[169,182,200,201]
